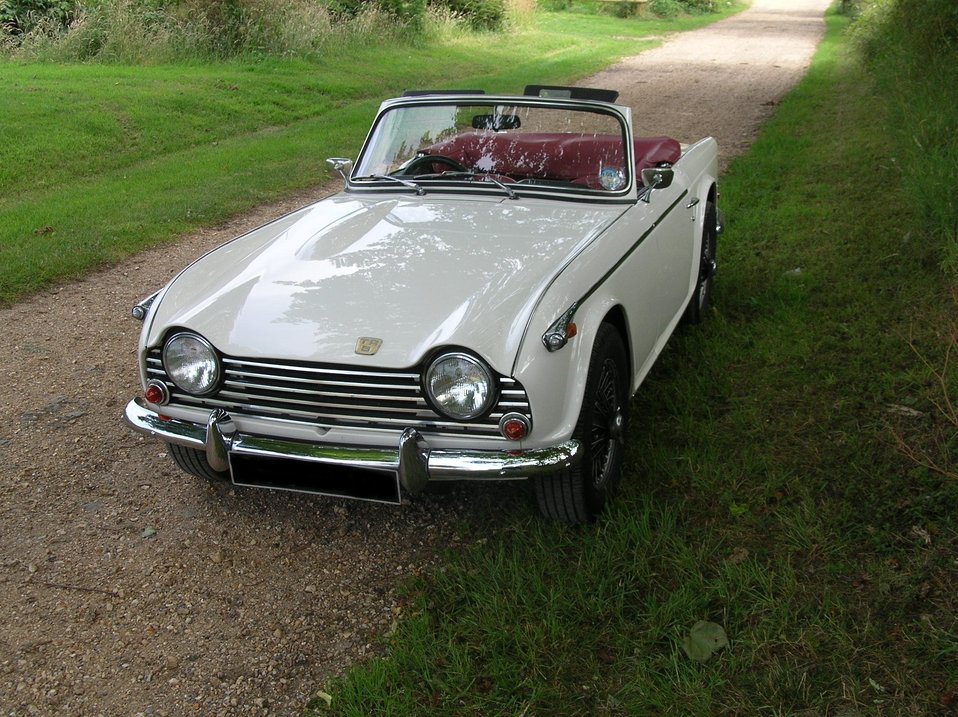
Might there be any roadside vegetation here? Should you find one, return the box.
[304,4,958,715]
[0,0,726,61]
[850,0,958,276]
[0,0,742,307]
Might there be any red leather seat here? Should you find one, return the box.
[424,132,680,188]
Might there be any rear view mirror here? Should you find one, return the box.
[326,157,353,181]
[640,166,674,202]
[472,114,521,131]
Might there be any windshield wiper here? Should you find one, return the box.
[413,171,519,200]
[353,174,425,196]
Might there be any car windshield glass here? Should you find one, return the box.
[354,102,630,194]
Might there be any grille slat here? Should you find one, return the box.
[217,389,431,414]
[223,357,419,380]
[224,370,420,393]
[221,380,423,402]
[147,349,530,438]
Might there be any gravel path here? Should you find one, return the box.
[0,1,829,714]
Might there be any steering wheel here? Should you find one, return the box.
[401,154,467,176]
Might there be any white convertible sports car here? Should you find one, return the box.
[125,85,720,523]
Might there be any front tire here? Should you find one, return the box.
[167,443,229,482]
[683,199,717,325]
[533,324,629,523]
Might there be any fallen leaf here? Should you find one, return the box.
[142,527,157,539]
[681,621,728,663]
[314,690,332,707]
[886,403,924,418]
[911,525,932,546]
[596,646,616,665]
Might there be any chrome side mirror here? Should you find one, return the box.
[640,166,674,203]
[326,157,353,182]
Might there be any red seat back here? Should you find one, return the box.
[424,132,681,187]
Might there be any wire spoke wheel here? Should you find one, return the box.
[533,323,628,523]
[684,199,717,325]
[589,357,623,489]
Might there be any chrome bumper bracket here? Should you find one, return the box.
[206,409,236,473]
[398,428,430,494]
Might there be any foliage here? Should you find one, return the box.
[545,0,723,17]
[646,0,685,18]
[0,0,417,61]
[432,0,505,30]
[850,0,958,274]
[323,0,427,23]
[326,0,508,30]
[0,0,77,33]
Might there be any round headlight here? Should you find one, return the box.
[162,333,221,396]
[426,353,496,421]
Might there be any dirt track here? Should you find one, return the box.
[0,2,830,714]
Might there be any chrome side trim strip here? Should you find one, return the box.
[539,188,689,351]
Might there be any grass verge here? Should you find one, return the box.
[849,0,958,274]
[0,4,744,307]
[305,8,958,716]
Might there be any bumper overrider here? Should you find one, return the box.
[124,397,581,502]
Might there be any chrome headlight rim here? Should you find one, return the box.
[161,331,222,397]
[424,351,497,422]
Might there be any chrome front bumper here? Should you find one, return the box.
[124,398,581,496]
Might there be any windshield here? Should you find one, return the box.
[353,101,631,195]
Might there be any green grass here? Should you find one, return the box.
[849,0,958,275]
[0,4,744,307]
[306,9,958,716]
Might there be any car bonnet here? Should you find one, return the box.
[147,194,625,374]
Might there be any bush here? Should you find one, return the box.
[646,0,684,16]
[324,0,427,23]
[0,0,77,33]
[0,0,412,61]
[431,0,505,30]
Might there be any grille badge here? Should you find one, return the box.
[355,337,383,356]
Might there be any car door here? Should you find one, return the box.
[646,168,696,336]
[613,172,695,382]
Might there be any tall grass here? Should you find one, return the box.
[1,0,424,63]
[850,0,958,274]
[0,0,732,62]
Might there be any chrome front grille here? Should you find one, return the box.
[145,349,530,438]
